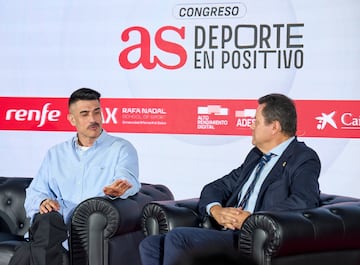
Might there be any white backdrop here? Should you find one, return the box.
[0,0,359,199]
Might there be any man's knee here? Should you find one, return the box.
[165,227,195,249]
[30,211,67,246]
[32,211,64,226]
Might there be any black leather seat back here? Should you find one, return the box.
[0,177,32,237]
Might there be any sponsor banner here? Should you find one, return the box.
[297,100,360,138]
[0,97,359,138]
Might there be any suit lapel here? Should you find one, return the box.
[225,150,262,207]
[254,139,296,210]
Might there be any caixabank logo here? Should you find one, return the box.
[315,111,360,131]
[118,2,304,70]
[295,100,360,138]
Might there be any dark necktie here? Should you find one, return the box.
[237,153,274,209]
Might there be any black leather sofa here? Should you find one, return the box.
[142,194,360,265]
[0,176,174,265]
[0,177,32,265]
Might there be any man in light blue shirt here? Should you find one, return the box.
[16,88,139,265]
[24,87,140,232]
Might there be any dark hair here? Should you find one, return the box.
[68,88,101,108]
[258,93,297,136]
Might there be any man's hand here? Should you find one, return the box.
[103,179,132,197]
[210,205,251,230]
[40,198,60,214]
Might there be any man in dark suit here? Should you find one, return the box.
[139,93,321,265]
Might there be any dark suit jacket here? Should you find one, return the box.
[198,137,321,218]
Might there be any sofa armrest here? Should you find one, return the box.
[70,183,173,265]
[142,198,201,236]
[239,201,360,265]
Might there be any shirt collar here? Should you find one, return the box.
[72,129,107,149]
[268,136,295,157]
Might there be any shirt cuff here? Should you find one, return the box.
[206,202,221,216]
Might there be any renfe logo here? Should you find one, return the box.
[5,103,61,127]
[5,104,118,127]
[119,26,187,70]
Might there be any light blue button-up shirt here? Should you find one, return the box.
[24,130,140,224]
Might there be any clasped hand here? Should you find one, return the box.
[210,205,251,230]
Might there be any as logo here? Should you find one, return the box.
[315,111,337,130]
[119,26,187,70]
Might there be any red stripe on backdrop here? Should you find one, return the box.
[0,97,359,138]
